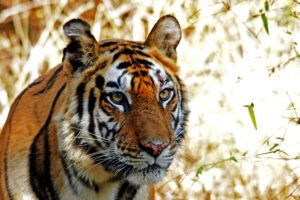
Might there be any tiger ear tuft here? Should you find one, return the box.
[63,19,93,40]
[145,15,181,61]
[62,19,98,75]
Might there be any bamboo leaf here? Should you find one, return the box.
[243,103,258,130]
[196,165,203,176]
[269,143,279,151]
[261,13,269,35]
[264,0,269,11]
[230,156,238,162]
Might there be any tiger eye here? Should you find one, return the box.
[111,93,123,102]
[159,89,170,100]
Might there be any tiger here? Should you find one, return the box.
[0,15,189,200]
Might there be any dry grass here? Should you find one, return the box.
[1,0,300,199]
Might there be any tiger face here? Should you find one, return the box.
[56,16,188,190]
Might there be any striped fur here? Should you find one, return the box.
[0,15,189,200]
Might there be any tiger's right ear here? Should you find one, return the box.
[62,19,98,76]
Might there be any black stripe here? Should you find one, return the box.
[113,49,134,62]
[149,76,155,85]
[29,83,66,200]
[140,70,148,76]
[115,181,138,200]
[108,117,114,122]
[127,45,144,50]
[44,127,57,199]
[116,62,131,69]
[135,59,153,68]
[172,113,179,131]
[95,75,105,90]
[132,72,139,77]
[112,48,150,63]
[171,102,178,112]
[109,47,118,53]
[97,60,108,70]
[76,83,86,119]
[99,41,118,48]
[176,77,185,114]
[106,81,119,88]
[99,93,113,116]
[164,72,173,84]
[167,89,176,105]
[135,50,151,58]
[130,78,135,91]
[98,122,109,138]
[34,66,63,95]
[88,88,96,137]
[117,71,127,86]
[28,78,44,88]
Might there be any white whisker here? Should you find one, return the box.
[71,125,115,143]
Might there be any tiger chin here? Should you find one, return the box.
[0,15,189,200]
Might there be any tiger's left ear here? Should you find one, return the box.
[62,19,98,76]
[145,15,181,61]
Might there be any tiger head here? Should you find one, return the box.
[56,16,189,185]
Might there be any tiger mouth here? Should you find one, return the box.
[126,164,167,184]
[87,147,172,181]
[138,164,167,174]
[123,161,169,175]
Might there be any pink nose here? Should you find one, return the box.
[140,142,169,157]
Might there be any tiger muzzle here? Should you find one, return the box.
[130,104,173,157]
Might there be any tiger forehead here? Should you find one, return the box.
[82,39,173,96]
[100,41,156,81]
[98,39,145,53]
[83,40,151,78]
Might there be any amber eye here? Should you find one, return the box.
[110,92,123,103]
[159,89,172,101]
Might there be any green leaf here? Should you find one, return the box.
[243,103,257,130]
[242,151,248,156]
[269,143,279,151]
[196,165,203,176]
[230,156,238,162]
[193,165,203,181]
[286,30,292,35]
[264,0,269,11]
[261,13,269,35]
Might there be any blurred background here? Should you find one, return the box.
[1,0,300,199]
